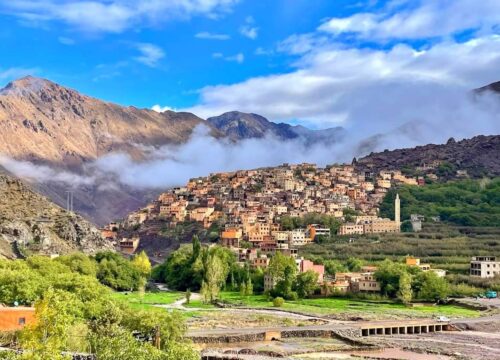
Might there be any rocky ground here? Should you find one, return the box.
[0,174,112,258]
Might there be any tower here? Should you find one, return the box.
[395,193,400,225]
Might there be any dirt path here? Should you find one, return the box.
[152,290,334,322]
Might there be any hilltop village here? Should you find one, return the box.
[100,163,439,294]
[110,163,412,245]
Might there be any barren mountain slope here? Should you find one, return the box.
[0,76,214,164]
[0,174,112,259]
[357,135,500,178]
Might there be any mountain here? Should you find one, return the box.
[0,76,216,164]
[207,111,345,143]
[0,76,221,224]
[0,79,344,224]
[0,173,112,259]
[475,80,500,95]
[356,135,500,178]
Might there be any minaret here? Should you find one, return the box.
[395,193,401,226]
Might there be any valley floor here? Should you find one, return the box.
[115,289,500,359]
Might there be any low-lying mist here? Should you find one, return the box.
[0,85,499,192]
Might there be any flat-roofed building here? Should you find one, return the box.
[0,306,35,331]
[357,273,381,292]
[470,256,500,278]
[221,229,243,248]
[119,237,140,254]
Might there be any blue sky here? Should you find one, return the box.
[0,0,499,130]
[0,1,352,107]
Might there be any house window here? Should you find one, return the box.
[18,317,26,325]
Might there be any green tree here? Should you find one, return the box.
[346,257,363,272]
[375,260,409,298]
[273,297,284,307]
[416,272,450,301]
[131,251,152,278]
[397,272,413,304]
[200,252,226,303]
[324,260,347,277]
[295,270,319,298]
[95,252,143,291]
[19,288,83,360]
[56,253,97,277]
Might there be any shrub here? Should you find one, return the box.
[273,297,285,307]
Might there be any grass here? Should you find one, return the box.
[111,291,184,310]
[190,291,480,319]
[115,290,480,320]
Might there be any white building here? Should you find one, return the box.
[470,256,500,278]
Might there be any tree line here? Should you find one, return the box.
[380,178,500,227]
[0,253,197,360]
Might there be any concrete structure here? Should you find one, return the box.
[357,273,381,292]
[338,194,400,235]
[395,193,400,227]
[188,319,452,344]
[298,259,325,283]
[119,237,140,254]
[360,321,452,337]
[470,256,500,278]
[307,224,331,240]
[263,274,276,291]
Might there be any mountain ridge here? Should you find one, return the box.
[356,135,500,178]
[207,110,345,143]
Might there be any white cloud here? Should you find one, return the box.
[58,36,75,45]
[212,52,244,63]
[255,47,273,56]
[240,15,258,39]
[240,26,258,39]
[183,35,500,136]
[0,155,94,187]
[0,67,39,82]
[225,53,244,63]
[0,0,240,33]
[152,105,174,112]
[134,43,165,67]
[277,33,331,55]
[195,31,230,40]
[319,0,500,40]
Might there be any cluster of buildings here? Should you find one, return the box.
[111,163,415,255]
[338,194,401,235]
[322,257,446,295]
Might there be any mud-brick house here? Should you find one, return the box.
[0,306,35,331]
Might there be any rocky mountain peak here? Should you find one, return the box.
[474,80,500,95]
[1,76,87,105]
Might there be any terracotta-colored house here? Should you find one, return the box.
[0,306,35,331]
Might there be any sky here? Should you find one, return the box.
[0,0,499,195]
[0,0,499,132]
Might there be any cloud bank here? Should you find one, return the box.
[0,0,239,33]
[1,86,498,192]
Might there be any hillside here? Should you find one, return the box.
[380,179,500,227]
[0,174,112,259]
[0,77,346,224]
[0,76,224,223]
[207,111,344,143]
[356,135,500,178]
[0,76,215,163]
